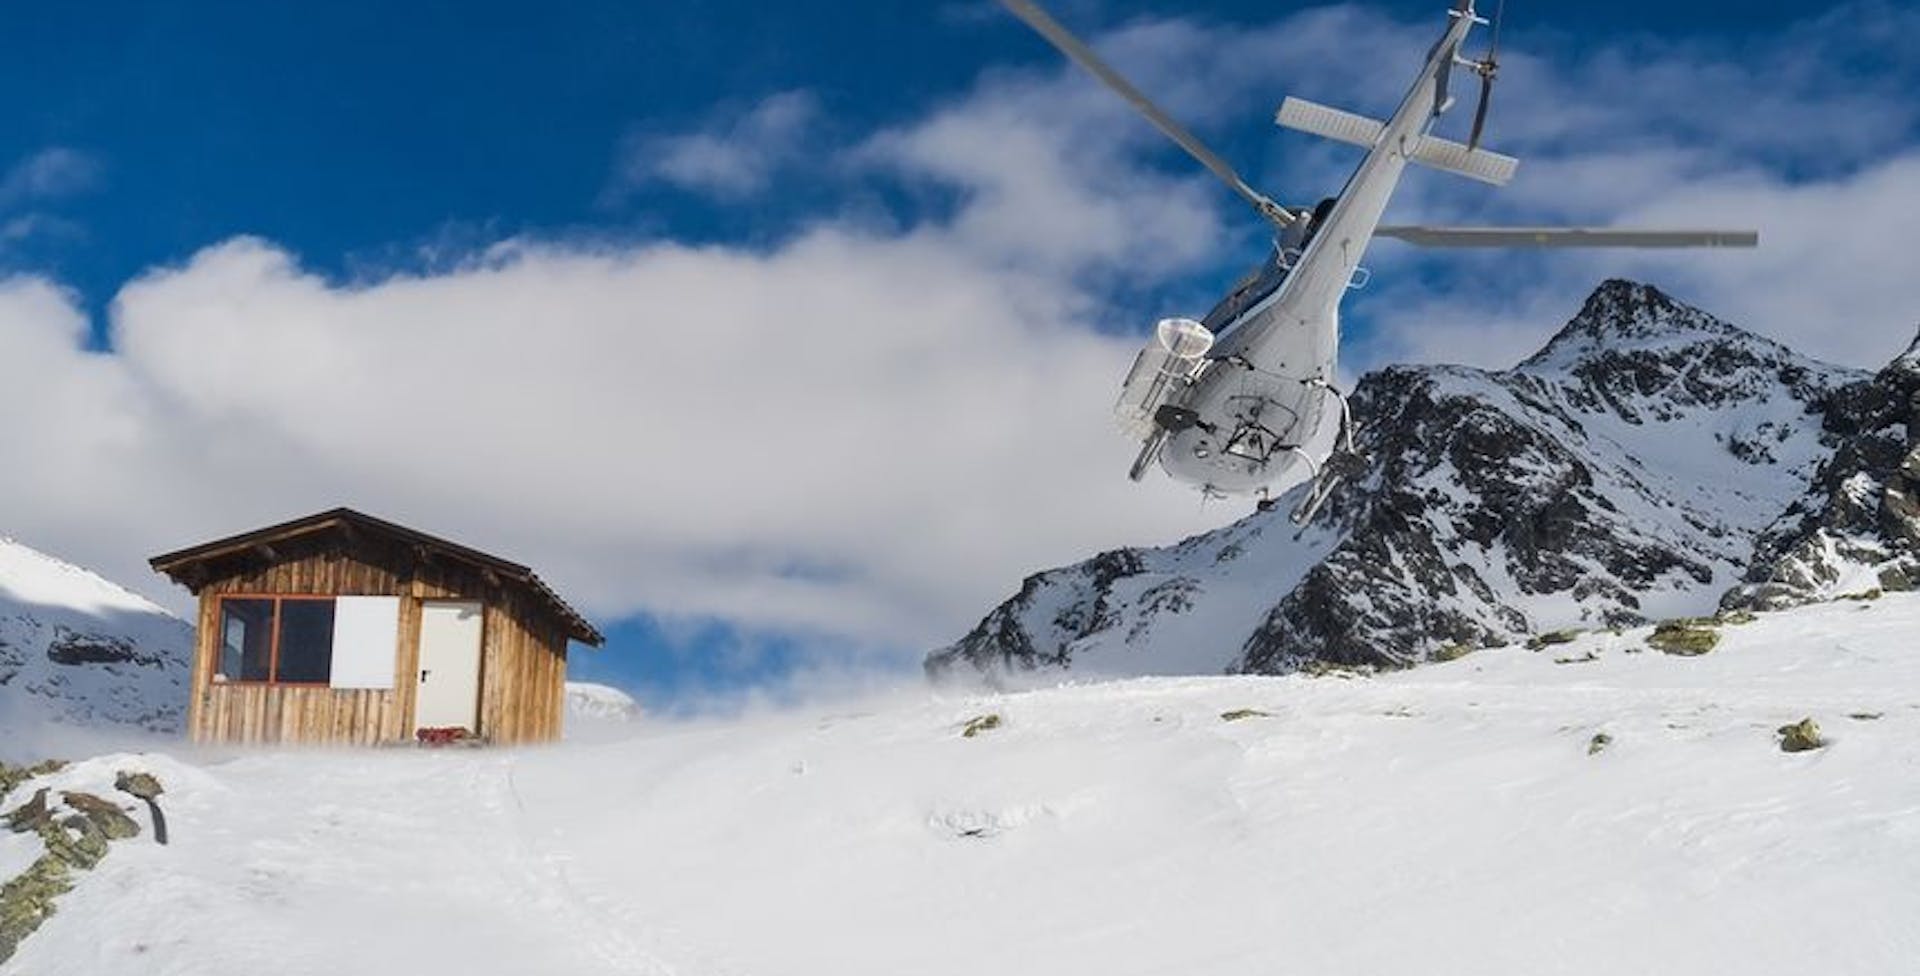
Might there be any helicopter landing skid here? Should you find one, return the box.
[1288,382,1366,525]
[1128,428,1170,482]
[1288,448,1366,524]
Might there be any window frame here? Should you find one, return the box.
[211,593,340,688]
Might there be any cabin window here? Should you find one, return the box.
[219,599,276,681]
[276,600,337,683]
[214,596,336,685]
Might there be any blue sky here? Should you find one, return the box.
[0,0,1827,316]
[0,1,1913,710]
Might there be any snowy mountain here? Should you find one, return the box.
[0,537,192,735]
[929,279,1919,681]
[4,593,1918,975]
[1727,327,1920,608]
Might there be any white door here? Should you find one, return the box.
[414,601,483,733]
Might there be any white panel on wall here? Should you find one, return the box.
[330,596,401,689]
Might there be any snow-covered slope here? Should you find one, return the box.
[0,536,191,736]
[1729,327,1920,608]
[565,681,640,722]
[929,280,1916,680]
[4,594,1917,975]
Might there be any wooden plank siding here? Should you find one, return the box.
[184,532,571,746]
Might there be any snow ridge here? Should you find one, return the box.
[0,537,191,735]
[929,279,1910,681]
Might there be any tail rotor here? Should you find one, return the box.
[1467,0,1504,149]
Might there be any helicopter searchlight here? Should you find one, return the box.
[999,0,1757,521]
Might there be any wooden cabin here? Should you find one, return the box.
[149,508,604,746]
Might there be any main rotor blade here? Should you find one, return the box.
[998,0,1298,228]
[1375,226,1759,248]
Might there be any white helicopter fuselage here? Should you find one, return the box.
[1024,0,1750,504]
[1142,11,1477,496]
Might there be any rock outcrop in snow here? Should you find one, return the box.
[929,279,1898,681]
[0,538,191,734]
[1725,325,1920,607]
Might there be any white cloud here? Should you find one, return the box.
[3,228,1223,649]
[1,1,1917,669]
[1234,1,1920,372]
[0,147,102,206]
[609,90,821,201]
[0,148,102,251]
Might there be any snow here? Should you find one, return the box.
[0,538,171,620]
[566,681,641,722]
[1067,516,1343,677]
[939,283,1879,679]
[0,537,191,737]
[7,593,1920,975]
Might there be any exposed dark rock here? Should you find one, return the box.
[0,851,73,964]
[1526,629,1581,651]
[0,780,151,964]
[1777,717,1825,753]
[1648,621,1720,656]
[931,279,1870,681]
[0,761,66,800]
[114,771,168,846]
[3,790,52,834]
[59,793,140,841]
[0,776,156,960]
[43,817,109,871]
[1728,325,1920,610]
[44,629,155,667]
[112,772,163,802]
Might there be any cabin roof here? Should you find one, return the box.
[149,507,604,647]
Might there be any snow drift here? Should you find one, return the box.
[3,593,1917,975]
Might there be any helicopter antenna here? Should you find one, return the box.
[1467,0,1504,149]
[999,0,1302,229]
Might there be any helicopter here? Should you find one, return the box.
[999,0,1757,522]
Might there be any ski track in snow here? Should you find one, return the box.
[6,594,1920,976]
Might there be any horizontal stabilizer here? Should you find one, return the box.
[1407,136,1518,186]
[1375,226,1760,248]
[1277,96,1517,186]
[1274,97,1383,149]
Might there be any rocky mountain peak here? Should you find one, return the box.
[929,279,1893,684]
[1512,279,1842,428]
[1521,279,1740,369]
